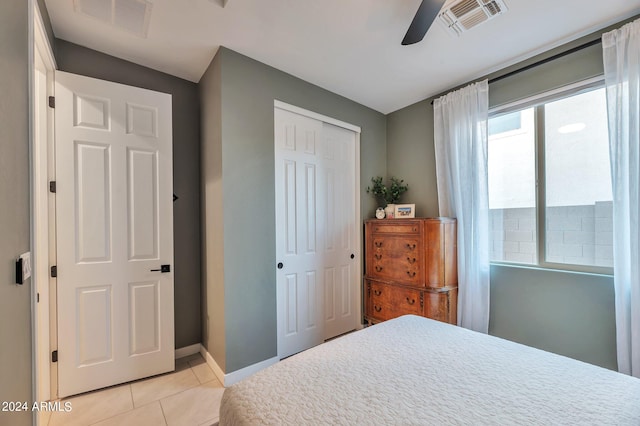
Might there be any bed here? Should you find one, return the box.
[219,315,640,425]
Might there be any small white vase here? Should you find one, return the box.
[384,204,395,219]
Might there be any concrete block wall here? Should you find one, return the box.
[491,202,613,267]
[491,207,537,263]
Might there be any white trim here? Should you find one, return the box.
[32,0,57,415]
[490,75,604,115]
[175,343,201,359]
[225,356,279,387]
[354,131,363,331]
[200,346,279,387]
[274,100,362,133]
[34,1,57,70]
[201,347,225,385]
[29,0,36,419]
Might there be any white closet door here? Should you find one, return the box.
[275,106,358,359]
[322,122,358,340]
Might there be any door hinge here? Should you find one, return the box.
[48,96,55,108]
[37,292,40,303]
[51,265,57,278]
[51,350,58,363]
[49,181,56,193]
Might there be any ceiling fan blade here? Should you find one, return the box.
[401,0,447,45]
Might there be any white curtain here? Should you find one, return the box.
[433,80,490,333]
[603,19,640,378]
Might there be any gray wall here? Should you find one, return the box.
[55,40,202,349]
[201,47,387,373]
[387,100,438,217]
[0,1,32,425]
[200,51,226,370]
[490,265,616,369]
[386,26,624,369]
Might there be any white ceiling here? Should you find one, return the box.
[44,0,640,114]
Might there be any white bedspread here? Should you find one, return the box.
[220,315,640,425]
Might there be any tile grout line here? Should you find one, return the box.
[56,356,215,426]
[86,384,135,426]
[163,365,193,426]
[159,397,169,426]
[131,365,201,409]
[158,363,198,426]
[128,383,134,411]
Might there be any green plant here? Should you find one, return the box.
[366,176,408,206]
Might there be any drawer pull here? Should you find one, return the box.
[375,266,383,272]
[407,257,416,264]
[374,305,382,312]
[374,254,382,260]
[405,243,417,250]
[406,271,416,277]
[373,289,382,296]
[406,297,415,305]
[374,241,383,248]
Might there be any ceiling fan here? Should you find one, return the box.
[402,0,448,45]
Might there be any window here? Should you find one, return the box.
[488,83,613,272]
[488,111,522,135]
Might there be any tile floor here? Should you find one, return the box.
[44,353,225,426]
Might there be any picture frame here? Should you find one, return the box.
[394,204,415,219]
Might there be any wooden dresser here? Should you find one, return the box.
[364,218,458,325]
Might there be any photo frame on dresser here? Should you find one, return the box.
[394,204,415,218]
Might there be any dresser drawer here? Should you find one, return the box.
[369,222,421,235]
[367,281,422,322]
[368,236,423,286]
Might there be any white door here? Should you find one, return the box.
[321,122,359,340]
[55,71,174,397]
[275,106,359,359]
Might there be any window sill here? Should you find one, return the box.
[490,261,614,278]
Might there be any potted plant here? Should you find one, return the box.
[367,176,408,218]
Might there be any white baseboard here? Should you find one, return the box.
[200,346,225,385]
[225,356,279,386]
[175,343,202,359]
[200,346,279,387]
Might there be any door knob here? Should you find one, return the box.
[277,262,284,269]
[350,254,355,259]
[150,264,171,273]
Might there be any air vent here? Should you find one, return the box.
[438,0,507,36]
[459,9,488,29]
[482,0,502,16]
[450,0,479,17]
[74,0,153,38]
